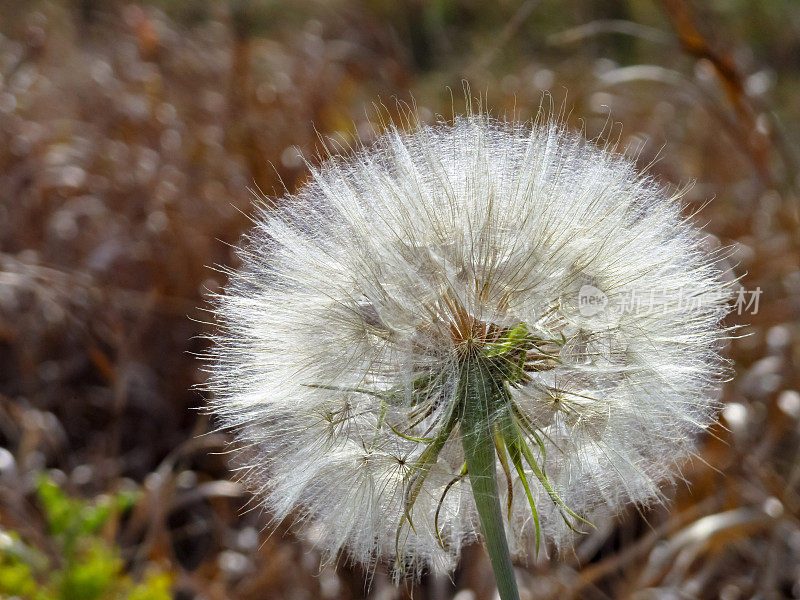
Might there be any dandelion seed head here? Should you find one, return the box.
[205,109,732,579]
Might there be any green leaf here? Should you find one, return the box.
[126,572,173,600]
[498,413,541,555]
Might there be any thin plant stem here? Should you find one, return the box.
[460,357,520,600]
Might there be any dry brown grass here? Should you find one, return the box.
[1,1,799,598]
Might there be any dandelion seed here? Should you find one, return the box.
[205,107,732,599]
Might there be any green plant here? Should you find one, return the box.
[0,474,172,600]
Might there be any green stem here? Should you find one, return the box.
[460,357,521,600]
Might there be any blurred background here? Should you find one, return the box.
[1,0,799,598]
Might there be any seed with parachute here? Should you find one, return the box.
[204,107,732,599]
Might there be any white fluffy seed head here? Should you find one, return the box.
[205,111,732,579]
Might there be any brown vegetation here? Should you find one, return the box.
[1,1,799,598]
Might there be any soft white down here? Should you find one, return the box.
[206,113,731,578]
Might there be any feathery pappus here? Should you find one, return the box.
[204,107,732,597]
